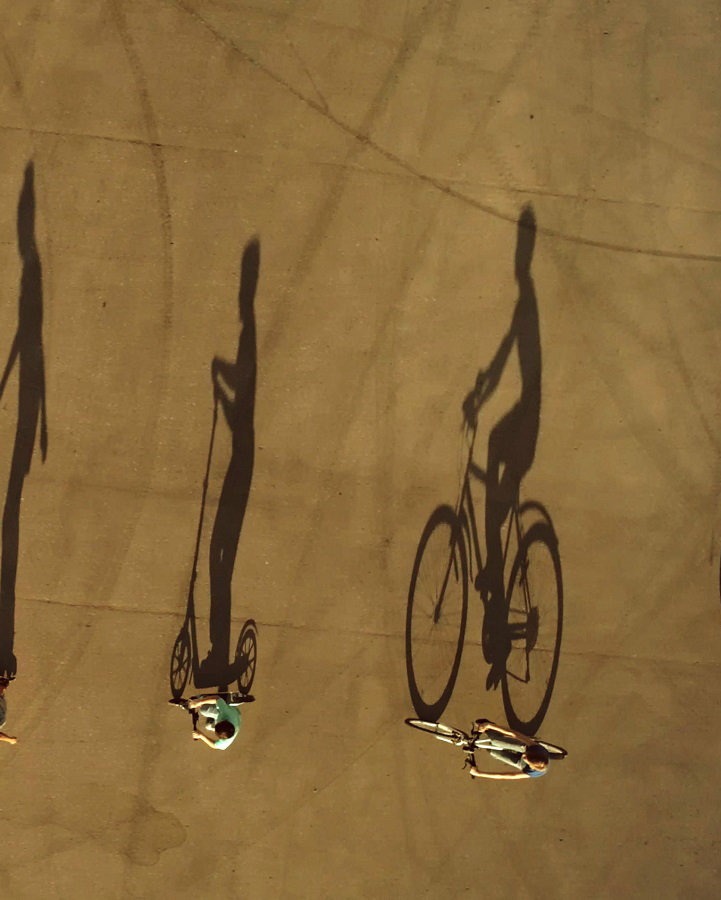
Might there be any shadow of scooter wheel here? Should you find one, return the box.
[234,619,257,695]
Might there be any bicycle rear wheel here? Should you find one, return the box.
[406,505,468,721]
[502,522,563,734]
[404,718,468,745]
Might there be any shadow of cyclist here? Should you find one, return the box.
[0,162,48,678]
[199,238,259,683]
[463,205,541,689]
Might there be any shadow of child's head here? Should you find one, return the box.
[238,237,260,320]
[17,162,36,260]
[514,205,536,281]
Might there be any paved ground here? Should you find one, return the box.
[1,1,720,897]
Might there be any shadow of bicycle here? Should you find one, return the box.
[405,206,563,734]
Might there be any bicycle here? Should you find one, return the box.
[405,717,566,763]
[405,389,563,733]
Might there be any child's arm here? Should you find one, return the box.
[188,696,221,709]
[480,721,534,747]
[470,767,529,780]
[193,731,218,749]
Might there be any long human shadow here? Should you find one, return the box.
[471,206,562,733]
[475,205,543,684]
[202,237,258,681]
[406,206,562,733]
[0,162,48,678]
[168,239,259,698]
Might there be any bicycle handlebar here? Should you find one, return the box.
[462,370,493,426]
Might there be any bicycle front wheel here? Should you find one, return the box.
[404,718,468,745]
[406,505,468,721]
[502,522,563,734]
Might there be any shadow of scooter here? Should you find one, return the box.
[169,400,257,699]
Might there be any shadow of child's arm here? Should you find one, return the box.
[211,356,236,427]
[0,333,20,404]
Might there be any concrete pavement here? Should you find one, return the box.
[1,1,720,897]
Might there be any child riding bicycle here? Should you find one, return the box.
[465,718,553,780]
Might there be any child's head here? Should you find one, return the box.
[523,743,549,771]
[214,720,236,741]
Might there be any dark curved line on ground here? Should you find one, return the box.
[170,0,721,264]
[1,120,716,220]
[110,0,177,880]
[256,0,444,366]
[111,3,174,327]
